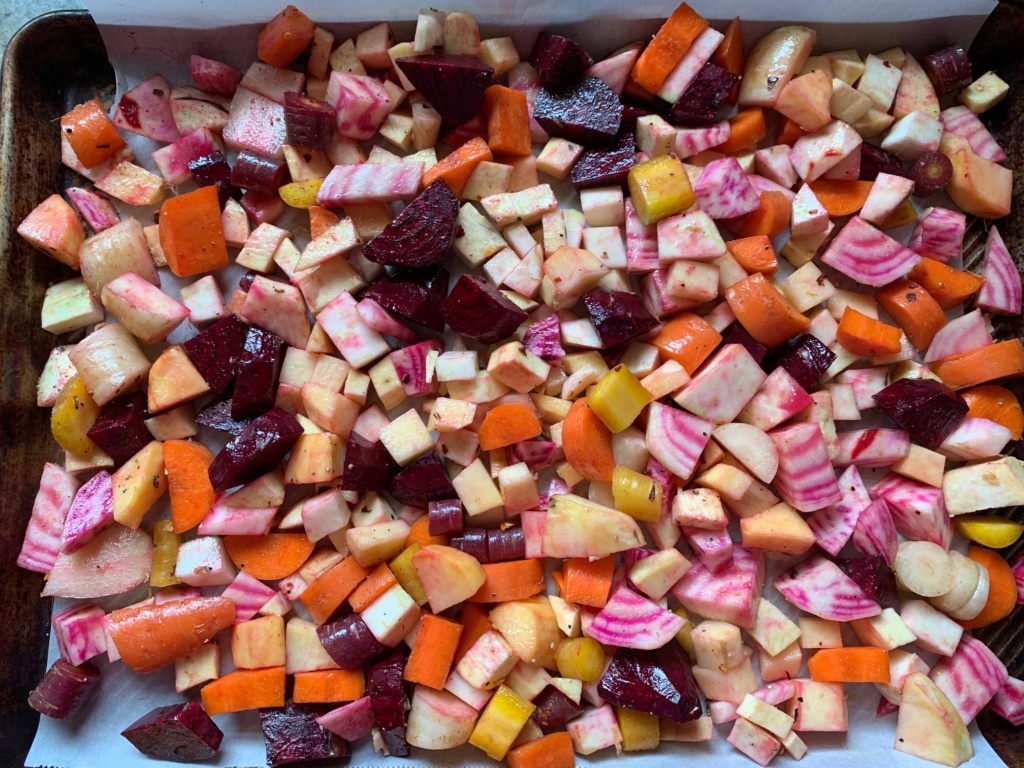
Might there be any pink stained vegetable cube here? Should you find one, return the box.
[223,87,287,158]
[586,587,685,650]
[316,697,376,741]
[990,678,1024,727]
[737,367,813,432]
[820,216,921,287]
[317,162,423,207]
[675,344,767,424]
[673,121,731,159]
[754,145,797,189]
[220,570,280,624]
[728,717,782,766]
[113,74,181,143]
[908,207,966,264]
[190,54,242,96]
[672,545,764,629]
[66,187,119,233]
[151,128,220,186]
[693,157,763,220]
[773,554,880,622]
[768,423,842,513]
[930,635,1008,725]
[656,209,728,262]
[786,679,848,732]
[567,704,622,756]
[60,470,114,554]
[976,226,1022,317]
[682,527,734,574]
[806,465,871,556]
[834,428,911,468]
[625,198,659,273]
[790,119,863,181]
[17,463,80,574]
[51,603,108,666]
[239,275,311,350]
[871,472,953,550]
[325,71,394,140]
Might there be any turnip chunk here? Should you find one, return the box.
[924,309,993,363]
[657,210,727,262]
[406,686,478,750]
[748,174,797,203]
[851,498,898,566]
[871,472,952,550]
[60,470,114,554]
[908,207,967,264]
[820,216,921,287]
[113,74,181,143]
[66,187,119,233]
[318,291,390,369]
[930,635,1009,725]
[317,162,423,206]
[790,119,862,181]
[672,546,765,629]
[673,121,731,159]
[316,697,375,742]
[646,402,714,483]
[240,276,311,350]
[939,418,1013,462]
[940,105,1007,162]
[693,158,762,220]
[807,465,870,556]
[18,463,79,573]
[773,554,880,621]
[712,424,778,484]
[675,345,767,424]
[977,226,1022,316]
[587,587,685,649]
[101,273,190,344]
[755,146,797,189]
[834,429,911,469]
[43,524,152,598]
[768,423,842,513]
[990,678,1024,727]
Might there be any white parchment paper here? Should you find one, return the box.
[28,1,1009,766]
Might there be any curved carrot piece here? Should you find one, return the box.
[257,5,315,68]
[224,533,317,580]
[630,3,709,94]
[293,669,365,703]
[563,555,616,608]
[737,191,790,239]
[562,398,615,482]
[960,546,1017,629]
[300,556,368,625]
[727,235,777,274]
[478,402,542,451]
[808,180,875,217]
[454,603,493,662]
[508,731,575,768]
[164,439,216,534]
[710,17,744,104]
[808,646,891,683]
[60,98,127,168]
[775,116,806,147]
[836,306,903,357]
[876,280,946,351]
[468,559,546,602]
[405,614,464,690]
[422,136,492,198]
[407,514,448,549]
[908,258,985,310]
[108,596,234,674]
[648,311,723,374]
[725,273,809,348]
[962,385,1024,441]
[718,107,767,154]
[348,562,398,612]
[201,666,286,716]
[930,339,1024,390]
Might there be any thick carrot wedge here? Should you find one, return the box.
[962,385,1024,441]
[60,98,127,168]
[407,514,448,549]
[725,273,809,348]
[201,666,286,716]
[484,85,532,157]
[718,107,767,154]
[293,669,365,703]
[422,136,492,198]
[257,5,315,68]
[562,398,616,482]
[455,603,493,662]
[727,235,778,274]
[876,280,947,351]
[631,3,709,94]
[737,190,789,239]
[507,732,576,768]
[348,562,398,612]
[309,205,341,240]
[836,307,903,357]
[563,555,616,608]
[648,311,723,374]
[224,533,317,581]
[300,556,368,625]
[405,614,464,690]
[710,17,744,104]
[159,185,229,277]
[908,258,986,310]
[775,116,806,146]
[479,403,543,451]
[808,647,891,683]
[809,180,875,217]
[163,440,216,534]
[930,339,1024,390]
[468,560,546,602]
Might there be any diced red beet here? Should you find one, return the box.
[196,396,252,435]
[441,275,527,344]
[240,271,258,292]
[388,451,458,508]
[317,614,387,669]
[598,642,702,723]
[859,143,905,182]
[86,392,151,466]
[922,45,972,96]
[529,32,594,86]
[231,150,288,195]
[877,695,900,718]
[620,105,651,133]
[570,130,636,189]
[582,287,658,348]
[522,313,566,363]
[534,77,623,146]
[361,267,449,333]
[259,701,348,767]
[873,378,968,450]
[762,334,836,391]
[208,407,302,492]
[722,324,768,365]
[283,92,336,150]
[121,702,223,763]
[667,62,740,125]
[396,55,494,128]
[367,648,410,757]
[531,684,585,732]
[341,433,400,493]
[182,315,248,396]
[450,527,489,563]
[852,498,898,566]
[910,151,953,197]
[508,440,557,470]
[28,659,100,720]
[428,498,464,536]
[188,150,234,207]
[486,527,526,562]
[232,325,284,420]
[362,180,458,269]
[836,554,899,612]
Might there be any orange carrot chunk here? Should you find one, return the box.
[962,385,1024,441]
[348,562,398,612]
[484,86,532,157]
[648,311,723,374]
[422,136,493,198]
[478,403,543,451]
[159,185,229,277]
[775,116,806,146]
[407,514,448,549]
[257,5,316,68]
[163,440,216,534]
[201,666,286,716]
[908,258,986,310]
[836,307,904,358]
[930,339,1024,390]
[718,107,767,154]
[562,398,616,482]
[808,180,875,217]
[808,647,891,683]
[309,205,341,240]
[959,546,1018,629]
[455,603,494,662]
[404,614,464,690]
[224,533,317,581]
[727,235,778,274]
[710,17,744,104]
[725,273,809,348]
[300,556,368,625]
[563,555,616,608]
[631,3,709,94]
[737,191,789,239]
[60,98,127,168]
[876,280,947,351]
[293,669,365,703]
[468,560,546,602]
[507,731,576,768]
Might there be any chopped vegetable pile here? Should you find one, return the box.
[15,2,1024,767]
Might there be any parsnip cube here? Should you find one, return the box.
[428,398,477,432]
[481,184,559,228]
[959,71,1009,114]
[452,203,507,268]
[779,262,836,313]
[880,111,944,161]
[536,138,585,180]
[231,615,286,669]
[453,458,504,518]
[479,37,520,77]
[175,536,236,587]
[175,643,220,692]
[798,618,843,650]
[750,599,802,657]
[361,583,420,647]
[942,456,1024,515]
[346,520,411,568]
[692,620,745,670]
[41,278,104,334]
[850,607,916,651]
[580,187,625,227]
[737,694,795,739]
[539,246,608,310]
[379,409,433,466]
[286,617,339,673]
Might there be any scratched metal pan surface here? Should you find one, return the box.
[1,6,1023,768]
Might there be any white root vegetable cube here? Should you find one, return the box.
[826,49,865,85]
[750,599,801,658]
[479,37,520,77]
[369,356,405,410]
[672,487,728,531]
[740,503,815,556]
[453,458,504,518]
[378,410,433,468]
[629,548,692,601]
[487,341,550,393]
[737,694,795,739]
[436,351,479,383]
[582,227,627,269]
[780,222,834,269]
[665,260,719,302]
[428,398,477,433]
[175,643,220,692]
[790,184,829,238]
[452,203,508,268]
[456,630,518,690]
[17,193,86,269]
[636,115,678,157]
[361,583,420,647]
[860,173,915,227]
[790,120,863,182]
[880,111,944,161]
[231,615,286,669]
[481,184,559,229]
[444,669,493,711]
[728,717,782,766]
[463,161,513,201]
[79,217,157,297]
[559,315,602,350]
[42,278,104,334]
[175,536,237,587]
[692,620,745,670]
[877,649,930,705]
[781,730,807,760]
[536,138,585,180]
[785,680,848,732]
[960,71,1009,114]
[656,210,727,262]
[180,275,228,326]
[505,663,553,702]
[900,600,963,657]
[830,77,873,123]
[641,360,691,400]
[895,673,975,768]
[850,608,916,651]
[540,246,608,310]
[581,187,625,227]
[319,291,390,369]
[351,492,394,528]
[542,212,567,256]
[102,272,190,344]
[857,53,903,111]
[499,462,540,515]
[567,704,623,755]
[754,146,797,189]
[148,345,210,414]
[779,262,835,313]
[297,219,361,272]
[695,462,753,502]
[36,345,78,407]
[346,520,411,568]
[759,642,803,683]
[799,618,843,650]
[775,69,833,132]
[941,456,1024,515]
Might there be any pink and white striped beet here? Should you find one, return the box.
[768,422,842,513]
[820,216,922,287]
[807,465,871,557]
[976,226,1022,317]
[17,463,79,574]
[929,635,1009,724]
[586,587,685,650]
[645,402,714,483]
[773,554,881,621]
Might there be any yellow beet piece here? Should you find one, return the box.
[955,516,1024,549]
[112,441,167,529]
[150,520,183,588]
[469,684,535,760]
[589,365,652,433]
[617,706,660,752]
[674,607,696,661]
[279,178,324,208]
[389,543,428,605]
[555,637,605,683]
[627,154,694,226]
[612,466,662,523]
[51,375,100,454]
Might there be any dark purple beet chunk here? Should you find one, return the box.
[367,648,410,758]
[582,287,658,347]
[531,685,585,732]
[762,334,836,391]
[667,62,740,125]
[182,315,248,396]
[388,451,458,508]
[836,555,898,612]
[534,77,623,146]
[317,614,387,669]
[28,659,100,720]
[428,498,464,536]
[449,528,489,563]
[341,432,399,493]
[240,189,285,225]
[619,105,650,133]
[259,701,348,767]
[362,267,448,333]
[284,91,336,150]
[396,55,494,128]
[873,378,968,450]
[86,392,151,466]
[232,325,284,420]
[363,180,458,268]
[188,150,233,207]
[487,527,526,562]
[922,45,972,96]
[522,313,565,363]
[570,130,636,189]
[208,407,302,492]
[859,143,906,182]
[722,324,769,365]
[597,642,702,723]
[440,274,527,344]
[121,702,223,763]
[529,32,594,86]
[240,270,258,291]
[196,395,252,435]
[231,149,288,195]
